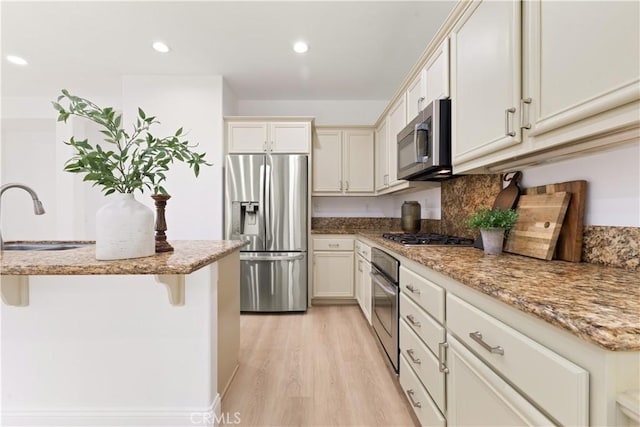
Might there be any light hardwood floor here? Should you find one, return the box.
[222,305,419,427]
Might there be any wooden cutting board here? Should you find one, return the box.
[504,192,571,260]
[523,180,587,262]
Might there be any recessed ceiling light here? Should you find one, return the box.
[152,41,170,53]
[293,41,309,54]
[6,55,28,66]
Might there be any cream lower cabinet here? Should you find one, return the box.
[226,119,312,154]
[313,128,374,195]
[354,240,371,323]
[447,334,555,426]
[312,236,354,299]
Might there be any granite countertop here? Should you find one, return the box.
[312,229,640,351]
[0,240,247,276]
[356,232,640,352]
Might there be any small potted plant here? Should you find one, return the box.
[52,90,211,260]
[465,208,518,255]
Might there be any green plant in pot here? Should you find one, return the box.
[53,89,211,261]
[465,208,518,255]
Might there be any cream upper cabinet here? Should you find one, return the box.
[449,0,639,173]
[450,0,523,171]
[406,70,426,122]
[226,119,311,153]
[343,130,375,193]
[424,38,450,105]
[374,119,389,191]
[312,128,374,196]
[522,0,640,151]
[387,95,407,188]
[312,130,342,194]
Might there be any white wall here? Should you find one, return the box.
[237,99,387,125]
[312,187,441,219]
[1,119,58,241]
[222,78,238,116]
[122,75,225,239]
[520,141,639,227]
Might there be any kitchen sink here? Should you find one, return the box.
[2,243,90,251]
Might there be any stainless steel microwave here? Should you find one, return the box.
[397,99,452,181]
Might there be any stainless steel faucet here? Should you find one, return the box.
[0,183,46,250]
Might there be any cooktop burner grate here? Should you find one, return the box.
[382,232,474,247]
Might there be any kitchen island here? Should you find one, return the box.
[0,240,246,427]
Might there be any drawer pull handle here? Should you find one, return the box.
[470,331,504,355]
[406,389,422,408]
[406,315,421,327]
[505,107,516,137]
[438,341,449,374]
[406,349,421,365]
[406,284,421,295]
[328,244,339,248]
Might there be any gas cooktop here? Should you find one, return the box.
[382,232,474,247]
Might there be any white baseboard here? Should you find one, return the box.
[1,395,222,427]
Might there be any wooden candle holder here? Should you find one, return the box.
[151,194,174,253]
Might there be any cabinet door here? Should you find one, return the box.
[523,1,640,148]
[387,95,407,187]
[447,335,555,426]
[425,38,450,105]
[227,122,268,153]
[361,260,371,324]
[343,130,374,193]
[355,257,364,308]
[269,122,310,153]
[406,70,426,122]
[451,0,522,170]
[312,252,354,298]
[313,130,343,194]
[374,119,389,191]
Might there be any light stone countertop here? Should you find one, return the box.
[313,229,640,351]
[0,240,247,276]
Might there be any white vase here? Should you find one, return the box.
[480,228,506,255]
[95,193,155,260]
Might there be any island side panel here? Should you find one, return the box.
[217,250,240,397]
[1,264,219,426]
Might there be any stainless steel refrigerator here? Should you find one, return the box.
[224,154,308,312]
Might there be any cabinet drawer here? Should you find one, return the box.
[447,293,589,427]
[399,355,446,427]
[399,266,444,323]
[354,240,371,261]
[400,320,445,411]
[313,238,354,251]
[400,293,445,356]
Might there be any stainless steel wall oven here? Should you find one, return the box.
[370,247,400,373]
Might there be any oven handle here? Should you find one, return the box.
[369,270,397,296]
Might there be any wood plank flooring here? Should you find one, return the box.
[222,305,419,427]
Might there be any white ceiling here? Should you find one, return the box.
[1,1,456,101]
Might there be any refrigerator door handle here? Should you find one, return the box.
[264,161,272,246]
[240,254,305,262]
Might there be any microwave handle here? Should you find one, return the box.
[414,123,430,163]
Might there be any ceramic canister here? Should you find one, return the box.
[401,201,421,233]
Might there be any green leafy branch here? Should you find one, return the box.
[52,89,211,195]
